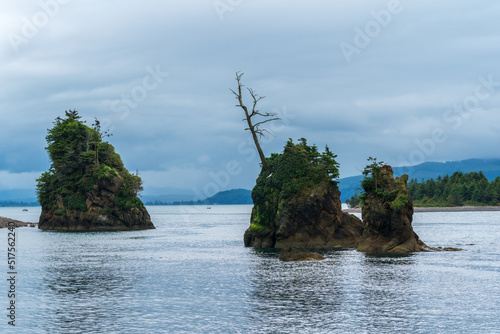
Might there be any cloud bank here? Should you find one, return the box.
[2,0,500,199]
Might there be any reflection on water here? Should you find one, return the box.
[2,207,498,333]
[359,253,418,333]
[246,250,422,333]
[37,233,140,334]
[247,249,349,333]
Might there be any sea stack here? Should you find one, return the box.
[243,139,363,248]
[37,110,154,231]
[357,165,428,252]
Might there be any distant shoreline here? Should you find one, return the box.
[3,205,500,228]
[344,206,500,213]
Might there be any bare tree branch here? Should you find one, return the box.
[253,118,281,129]
[231,72,281,170]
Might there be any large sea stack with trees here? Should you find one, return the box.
[233,73,434,254]
[36,110,154,230]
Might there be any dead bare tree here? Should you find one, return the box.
[231,72,280,170]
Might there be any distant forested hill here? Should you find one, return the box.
[339,158,500,202]
[145,188,252,205]
[204,189,252,204]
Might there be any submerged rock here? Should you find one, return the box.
[279,246,325,261]
[434,247,464,251]
[357,165,428,252]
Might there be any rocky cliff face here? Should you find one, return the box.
[38,173,154,231]
[357,165,428,252]
[244,180,363,248]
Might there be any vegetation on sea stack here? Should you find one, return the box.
[250,138,340,233]
[349,157,409,211]
[36,110,144,213]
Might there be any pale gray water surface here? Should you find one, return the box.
[0,205,498,333]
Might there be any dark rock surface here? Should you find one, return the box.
[357,165,429,252]
[0,217,30,228]
[38,174,154,231]
[279,246,325,261]
[244,180,363,248]
[434,247,464,251]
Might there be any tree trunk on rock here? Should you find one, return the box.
[231,72,280,170]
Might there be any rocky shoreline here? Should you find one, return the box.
[0,216,37,228]
[345,206,500,213]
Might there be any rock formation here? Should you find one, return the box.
[244,143,451,254]
[244,139,363,249]
[37,110,154,231]
[244,180,363,248]
[279,246,325,261]
[357,165,428,252]
[0,217,30,228]
[38,172,154,230]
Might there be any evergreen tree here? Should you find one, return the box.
[361,157,385,192]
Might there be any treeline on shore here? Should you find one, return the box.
[349,171,500,207]
[0,201,38,207]
[146,200,206,206]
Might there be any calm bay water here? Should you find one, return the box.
[1,205,499,333]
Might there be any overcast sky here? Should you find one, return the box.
[2,0,500,200]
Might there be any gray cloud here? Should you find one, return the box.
[1,0,500,199]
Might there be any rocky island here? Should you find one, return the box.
[232,75,362,252]
[243,139,363,249]
[0,217,34,228]
[233,74,430,255]
[36,110,154,230]
[357,163,428,252]
[243,147,433,255]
